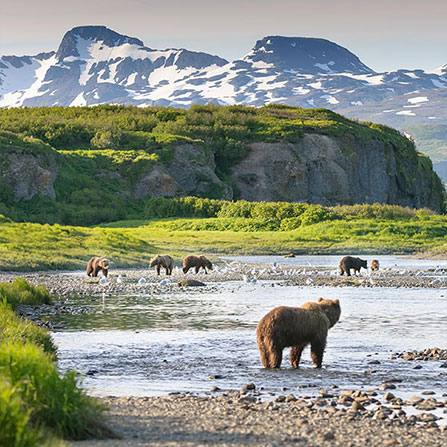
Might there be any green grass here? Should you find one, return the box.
[0,210,446,271]
[0,280,114,446]
[0,277,52,309]
[0,303,56,355]
[0,341,110,441]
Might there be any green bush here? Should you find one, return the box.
[0,341,110,440]
[0,378,47,447]
[0,278,51,310]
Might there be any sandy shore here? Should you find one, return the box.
[68,393,446,447]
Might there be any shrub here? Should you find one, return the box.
[0,378,46,447]
[0,278,51,310]
[0,341,111,440]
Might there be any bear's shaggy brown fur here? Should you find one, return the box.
[371,259,380,271]
[177,279,206,287]
[256,298,341,369]
[150,254,174,275]
[182,255,213,274]
[86,257,110,277]
[339,256,367,276]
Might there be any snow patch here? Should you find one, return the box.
[396,110,416,116]
[70,92,87,106]
[320,94,339,105]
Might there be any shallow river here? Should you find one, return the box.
[51,257,447,402]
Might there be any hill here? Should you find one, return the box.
[0,104,444,225]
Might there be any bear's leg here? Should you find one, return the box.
[269,343,283,369]
[310,339,326,368]
[339,268,344,276]
[87,265,93,277]
[257,338,270,368]
[290,342,308,368]
[156,265,161,275]
[346,268,351,277]
[183,266,189,274]
[93,266,100,277]
[102,268,108,278]
[195,266,200,274]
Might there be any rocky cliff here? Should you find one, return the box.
[0,133,444,217]
[230,134,443,211]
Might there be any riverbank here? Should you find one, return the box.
[2,262,446,310]
[69,393,446,447]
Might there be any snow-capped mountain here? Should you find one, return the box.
[1,26,446,129]
[0,26,228,107]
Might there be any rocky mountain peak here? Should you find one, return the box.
[243,36,374,74]
[55,25,145,60]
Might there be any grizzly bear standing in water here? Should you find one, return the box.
[339,256,367,276]
[182,255,213,274]
[86,257,110,277]
[150,255,174,275]
[256,298,341,369]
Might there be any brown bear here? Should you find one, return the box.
[339,256,367,276]
[177,279,206,287]
[150,254,174,275]
[86,257,110,277]
[182,255,213,274]
[371,259,380,271]
[256,297,341,369]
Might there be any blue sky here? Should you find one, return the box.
[1,0,445,72]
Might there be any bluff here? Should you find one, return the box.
[0,105,444,225]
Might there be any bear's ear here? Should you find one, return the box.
[318,297,324,302]
[334,299,340,304]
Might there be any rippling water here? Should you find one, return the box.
[51,264,447,399]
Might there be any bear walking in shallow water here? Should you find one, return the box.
[256,298,341,369]
[150,255,174,275]
[339,256,367,276]
[86,257,110,277]
[182,255,213,274]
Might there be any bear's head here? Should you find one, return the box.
[200,256,213,270]
[149,255,160,267]
[317,297,341,328]
[101,258,110,269]
[360,258,367,268]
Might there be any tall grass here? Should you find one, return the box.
[0,302,56,355]
[0,378,49,447]
[0,278,51,310]
[0,341,112,440]
[0,279,114,445]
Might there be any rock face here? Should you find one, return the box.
[0,135,443,212]
[230,135,444,211]
[1,153,57,201]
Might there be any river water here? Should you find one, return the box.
[50,256,447,404]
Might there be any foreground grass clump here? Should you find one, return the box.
[0,277,51,309]
[0,378,48,447]
[0,279,113,445]
[0,303,56,355]
[0,341,110,441]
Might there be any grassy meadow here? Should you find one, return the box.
[0,201,446,271]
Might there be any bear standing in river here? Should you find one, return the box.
[150,254,174,275]
[256,298,341,369]
[182,255,213,274]
[86,257,110,277]
[339,256,367,276]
